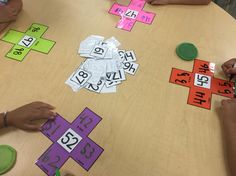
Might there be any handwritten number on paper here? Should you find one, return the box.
[32,27,40,32]
[41,150,61,169]
[81,143,95,159]
[13,48,24,55]
[199,64,209,73]
[79,114,93,128]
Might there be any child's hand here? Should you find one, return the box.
[220,99,236,129]
[0,0,22,23]
[145,0,169,5]
[221,58,236,79]
[7,102,56,131]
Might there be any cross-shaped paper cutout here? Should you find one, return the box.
[169,59,234,109]
[109,0,156,31]
[36,108,104,175]
[1,23,55,61]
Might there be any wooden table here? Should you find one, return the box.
[0,0,236,175]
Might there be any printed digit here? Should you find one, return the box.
[87,80,103,91]
[61,132,73,144]
[66,138,79,150]
[94,47,104,55]
[78,71,88,78]
[74,70,89,85]
[123,62,130,69]
[112,71,122,80]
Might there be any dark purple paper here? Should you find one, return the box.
[36,143,69,176]
[41,114,70,142]
[70,137,104,171]
[36,107,103,175]
[71,107,102,136]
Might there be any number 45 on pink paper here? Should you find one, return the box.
[109,0,156,31]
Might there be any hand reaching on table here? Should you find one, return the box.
[2,102,56,131]
[0,0,22,23]
[221,58,236,79]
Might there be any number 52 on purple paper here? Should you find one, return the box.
[36,107,104,176]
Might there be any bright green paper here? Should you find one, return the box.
[25,23,48,38]
[6,45,30,61]
[32,38,55,54]
[1,30,24,44]
[1,23,55,61]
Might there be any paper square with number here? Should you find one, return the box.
[124,9,139,19]
[70,69,92,86]
[18,35,36,48]
[57,128,82,153]
[123,62,139,75]
[85,79,106,93]
[106,69,126,81]
[124,50,136,62]
[90,45,108,58]
[194,73,211,89]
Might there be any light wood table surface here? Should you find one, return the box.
[0,0,236,175]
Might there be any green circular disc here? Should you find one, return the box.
[0,145,17,174]
[176,42,198,61]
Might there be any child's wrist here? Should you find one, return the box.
[0,112,9,128]
[6,111,15,127]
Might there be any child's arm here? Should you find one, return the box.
[145,0,211,5]
[0,102,56,131]
[0,0,22,23]
[0,23,10,33]
[220,99,236,176]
